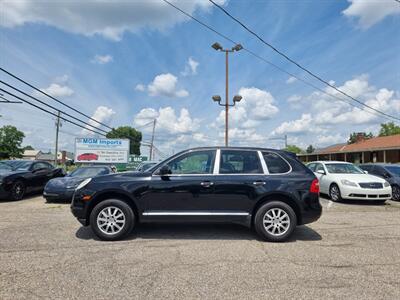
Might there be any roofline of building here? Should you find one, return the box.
[298,146,400,156]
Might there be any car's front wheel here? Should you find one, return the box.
[90,199,135,241]
[392,185,400,201]
[329,184,342,202]
[11,180,26,201]
[254,201,297,242]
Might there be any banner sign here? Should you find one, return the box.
[74,138,130,164]
[126,155,148,170]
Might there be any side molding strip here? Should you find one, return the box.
[142,211,249,216]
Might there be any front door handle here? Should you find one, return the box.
[253,181,266,186]
[200,181,214,187]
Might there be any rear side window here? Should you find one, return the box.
[307,163,316,172]
[220,150,262,174]
[262,152,291,174]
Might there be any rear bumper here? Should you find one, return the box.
[300,193,322,225]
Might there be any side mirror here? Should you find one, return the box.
[384,172,391,178]
[159,165,171,176]
[316,170,326,175]
[363,170,368,174]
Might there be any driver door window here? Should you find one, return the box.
[166,150,216,175]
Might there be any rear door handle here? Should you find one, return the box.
[253,181,266,186]
[200,181,214,187]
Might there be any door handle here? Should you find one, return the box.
[253,181,266,186]
[200,181,214,187]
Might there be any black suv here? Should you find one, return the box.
[71,147,322,242]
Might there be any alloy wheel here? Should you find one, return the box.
[263,208,290,236]
[330,185,340,201]
[12,182,25,200]
[393,186,400,201]
[96,206,126,235]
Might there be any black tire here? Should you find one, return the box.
[90,199,135,241]
[254,201,297,242]
[392,185,400,202]
[11,180,26,201]
[329,183,342,202]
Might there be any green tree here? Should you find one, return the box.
[348,132,373,144]
[23,145,34,150]
[284,144,303,154]
[306,145,315,154]
[0,125,25,159]
[106,126,142,155]
[379,122,400,137]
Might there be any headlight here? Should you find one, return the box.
[341,179,358,187]
[384,181,390,187]
[75,178,92,191]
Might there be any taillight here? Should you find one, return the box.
[310,178,320,194]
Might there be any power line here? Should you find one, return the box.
[208,0,400,122]
[0,67,114,130]
[161,0,398,123]
[0,88,107,136]
[0,80,109,134]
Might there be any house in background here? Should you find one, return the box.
[36,150,74,164]
[22,150,43,160]
[298,134,400,164]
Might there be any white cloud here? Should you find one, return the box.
[1,1,226,41]
[342,0,400,29]
[238,87,279,120]
[145,73,189,98]
[82,106,115,135]
[273,114,314,135]
[316,134,345,147]
[91,54,113,64]
[39,83,74,98]
[134,106,198,135]
[286,76,297,84]
[181,57,199,76]
[135,84,145,92]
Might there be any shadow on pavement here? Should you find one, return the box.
[0,191,43,203]
[75,223,322,242]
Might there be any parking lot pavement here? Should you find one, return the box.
[0,196,399,300]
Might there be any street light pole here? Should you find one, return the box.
[212,42,243,147]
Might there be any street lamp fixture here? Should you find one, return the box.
[211,42,243,146]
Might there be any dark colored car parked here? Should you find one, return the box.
[359,164,400,201]
[71,147,322,242]
[44,166,113,202]
[0,160,65,200]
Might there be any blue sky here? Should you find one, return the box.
[0,0,399,157]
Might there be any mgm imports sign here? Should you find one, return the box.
[74,138,130,164]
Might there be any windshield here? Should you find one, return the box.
[0,161,13,170]
[6,161,32,171]
[386,166,400,176]
[69,167,109,177]
[325,163,364,174]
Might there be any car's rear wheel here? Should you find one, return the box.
[11,180,25,201]
[329,184,342,202]
[90,199,135,241]
[392,185,400,201]
[254,201,297,242]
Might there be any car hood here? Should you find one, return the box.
[46,176,86,188]
[329,173,387,183]
[0,169,27,178]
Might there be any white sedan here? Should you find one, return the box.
[307,161,392,203]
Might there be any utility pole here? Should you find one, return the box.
[149,119,156,160]
[211,42,243,146]
[285,134,288,148]
[54,111,61,165]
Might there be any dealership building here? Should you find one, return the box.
[298,134,400,164]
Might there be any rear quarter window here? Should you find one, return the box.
[262,152,291,174]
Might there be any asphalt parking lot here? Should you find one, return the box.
[0,195,399,299]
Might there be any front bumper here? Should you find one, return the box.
[70,188,95,226]
[0,184,10,199]
[340,185,392,200]
[43,188,75,202]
